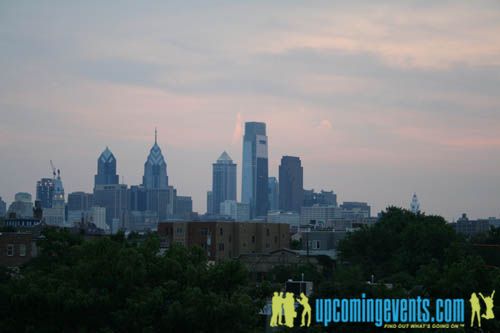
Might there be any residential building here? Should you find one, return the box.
[158,221,289,261]
[8,192,33,218]
[0,232,38,267]
[303,189,337,207]
[340,202,371,218]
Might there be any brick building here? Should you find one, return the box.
[158,221,290,261]
[0,232,38,267]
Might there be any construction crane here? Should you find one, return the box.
[50,160,56,178]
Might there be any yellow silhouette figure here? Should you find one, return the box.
[480,290,495,320]
[283,292,297,327]
[270,292,283,327]
[470,292,481,327]
[278,292,285,325]
[297,292,311,327]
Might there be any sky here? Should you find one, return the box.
[1,0,499,221]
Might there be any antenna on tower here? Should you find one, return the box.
[155,127,157,144]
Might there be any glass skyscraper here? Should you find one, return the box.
[212,151,237,214]
[94,147,119,187]
[142,130,168,189]
[242,122,269,218]
[36,177,55,209]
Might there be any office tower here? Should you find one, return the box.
[268,177,279,211]
[93,184,128,229]
[220,200,250,222]
[242,122,269,218]
[94,147,119,186]
[175,196,193,219]
[43,169,66,226]
[0,196,6,217]
[410,193,420,214]
[303,189,337,207]
[8,192,33,218]
[67,192,93,211]
[36,178,55,209]
[211,151,237,214]
[279,156,303,213]
[143,129,168,189]
[206,191,213,215]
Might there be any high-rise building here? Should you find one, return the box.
[175,196,193,219]
[36,178,55,209]
[211,151,237,214]
[303,189,337,207]
[7,193,33,218]
[94,147,119,186]
[0,197,6,217]
[340,202,371,218]
[93,184,128,229]
[220,200,250,222]
[279,156,303,213]
[67,192,93,211]
[268,177,279,211]
[143,129,168,190]
[242,122,269,218]
[206,191,213,215]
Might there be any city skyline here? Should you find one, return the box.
[1,1,500,221]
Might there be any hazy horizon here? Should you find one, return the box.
[1,1,500,221]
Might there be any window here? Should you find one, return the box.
[266,228,270,236]
[176,227,183,234]
[274,236,278,244]
[218,243,224,251]
[314,240,321,249]
[219,228,223,236]
[7,244,14,256]
[19,244,26,257]
[266,243,270,248]
[252,235,255,243]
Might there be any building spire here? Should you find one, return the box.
[155,127,157,144]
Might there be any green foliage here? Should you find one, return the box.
[0,230,261,333]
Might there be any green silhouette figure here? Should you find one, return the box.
[480,290,495,320]
[270,292,283,327]
[283,292,297,327]
[470,292,481,327]
[297,292,311,327]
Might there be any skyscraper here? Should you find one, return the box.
[242,122,269,218]
[279,156,303,213]
[212,151,237,214]
[206,191,213,215]
[142,129,168,189]
[94,147,119,187]
[0,196,6,217]
[36,178,55,209]
[268,177,279,211]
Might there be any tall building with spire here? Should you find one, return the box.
[242,122,269,218]
[94,147,119,187]
[143,129,168,189]
[212,151,237,214]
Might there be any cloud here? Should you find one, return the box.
[232,112,243,145]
